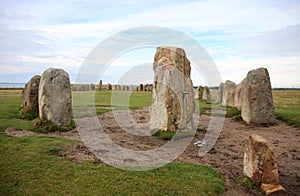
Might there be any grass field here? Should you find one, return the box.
[272,90,300,127]
[1,89,299,195]
[0,89,224,195]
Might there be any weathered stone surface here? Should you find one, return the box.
[241,68,276,125]
[243,134,280,186]
[222,80,236,107]
[39,68,72,126]
[98,80,102,91]
[150,46,194,131]
[197,86,203,100]
[215,83,224,104]
[234,79,245,110]
[261,183,286,196]
[21,75,41,115]
[202,86,211,102]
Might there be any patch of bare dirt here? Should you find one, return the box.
[5,107,300,195]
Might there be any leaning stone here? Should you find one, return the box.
[150,46,194,131]
[39,68,72,126]
[241,68,276,125]
[243,134,280,186]
[21,75,41,116]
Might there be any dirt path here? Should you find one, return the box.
[5,107,300,195]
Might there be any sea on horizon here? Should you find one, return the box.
[0,83,25,88]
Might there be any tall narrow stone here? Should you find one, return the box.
[150,46,194,131]
[21,75,41,116]
[39,68,72,126]
[241,68,276,125]
[222,80,236,107]
[215,83,224,104]
[98,80,103,91]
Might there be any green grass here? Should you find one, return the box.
[0,134,224,195]
[272,90,300,127]
[72,90,152,117]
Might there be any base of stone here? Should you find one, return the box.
[261,183,286,196]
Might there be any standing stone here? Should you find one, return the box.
[98,80,103,91]
[139,84,143,91]
[241,68,276,125]
[234,79,245,110]
[150,46,194,131]
[149,84,153,92]
[222,80,236,107]
[39,68,71,126]
[108,83,112,90]
[202,86,211,102]
[244,134,286,195]
[197,86,204,100]
[21,75,41,116]
[215,83,224,104]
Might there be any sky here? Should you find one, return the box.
[0,0,300,87]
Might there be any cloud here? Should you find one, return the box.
[239,24,300,57]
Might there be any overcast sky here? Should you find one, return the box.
[0,0,299,87]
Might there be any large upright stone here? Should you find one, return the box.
[39,68,72,126]
[150,46,194,131]
[244,134,285,195]
[197,86,203,100]
[234,79,245,110]
[202,86,211,103]
[215,83,224,104]
[241,68,276,125]
[21,75,41,116]
[222,80,236,107]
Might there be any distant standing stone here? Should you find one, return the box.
[197,86,203,100]
[150,46,194,131]
[39,68,72,126]
[234,79,245,110]
[98,80,103,91]
[202,86,211,102]
[215,83,224,104]
[108,83,112,90]
[222,80,236,107]
[21,75,41,116]
[241,68,276,125]
[139,84,143,91]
